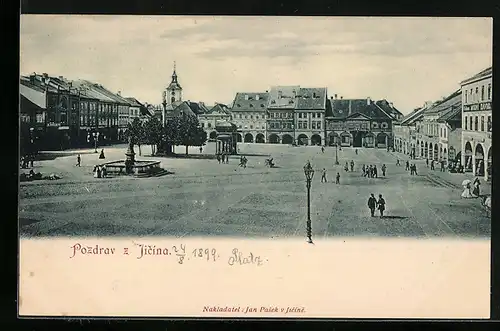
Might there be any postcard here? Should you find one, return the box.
[18,15,492,318]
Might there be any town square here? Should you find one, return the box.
[19,16,492,240]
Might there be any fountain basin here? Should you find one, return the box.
[100,160,162,176]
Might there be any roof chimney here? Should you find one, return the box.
[389,102,394,108]
[117,90,121,96]
[348,100,352,115]
[244,94,249,100]
[340,96,343,100]
[335,94,338,99]
[256,94,260,100]
[330,96,333,100]
[265,90,268,93]
[367,97,371,105]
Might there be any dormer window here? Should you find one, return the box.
[244,95,249,100]
[249,104,254,107]
[271,100,276,104]
[313,92,317,98]
[256,95,260,100]
[278,91,282,99]
[237,104,241,107]
[261,104,265,107]
[289,100,294,104]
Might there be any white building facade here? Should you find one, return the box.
[461,67,492,181]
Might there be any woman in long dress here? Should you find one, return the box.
[93,165,98,178]
[472,178,480,197]
[461,182,473,198]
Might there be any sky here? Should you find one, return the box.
[20,16,492,114]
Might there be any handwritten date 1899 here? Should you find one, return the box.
[228,248,264,266]
[192,248,218,261]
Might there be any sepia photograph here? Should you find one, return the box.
[18,15,492,318]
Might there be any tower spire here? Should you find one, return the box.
[173,61,176,74]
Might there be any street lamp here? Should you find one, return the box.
[335,142,339,165]
[303,162,315,244]
[92,132,100,153]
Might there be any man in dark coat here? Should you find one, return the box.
[368,194,377,217]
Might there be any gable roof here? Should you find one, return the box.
[124,97,143,108]
[424,90,461,116]
[267,86,300,109]
[205,103,232,115]
[326,99,393,120]
[461,66,492,85]
[20,82,47,109]
[375,100,404,119]
[437,105,461,123]
[232,92,269,111]
[296,87,327,110]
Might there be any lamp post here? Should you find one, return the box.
[92,132,99,153]
[303,162,315,244]
[335,142,339,165]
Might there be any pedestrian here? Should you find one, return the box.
[368,165,373,178]
[426,158,429,167]
[396,159,400,166]
[101,165,107,178]
[76,154,81,167]
[321,146,325,153]
[367,193,377,217]
[336,172,340,184]
[344,162,349,172]
[350,160,354,172]
[199,146,203,153]
[440,160,445,172]
[29,154,34,168]
[405,160,410,171]
[472,177,481,197]
[382,164,386,177]
[355,149,358,155]
[413,164,418,175]
[321,168,327,183]
[431,160,435,170]
[99,149,105,159]
[217,154,221,164]
[226,153,229,164]
[362,164,366,176]
[373,165,378,178]
[377,194,386,217]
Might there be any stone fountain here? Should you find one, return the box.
[99,137,164,177]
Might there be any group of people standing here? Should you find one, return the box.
[320,168,341,184]
[238,156,248,168]
[426,158,446,172]
[344,160,355,172]
[361,164,386,178]
[93,164,107,178]
[461,177,482,199]
[404,161,418,175]
[216,153,230,164]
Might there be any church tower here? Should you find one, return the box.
[163,61,183,106]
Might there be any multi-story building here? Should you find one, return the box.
[266,86,299,144]
[230,93,269,143]
[418,90,461,162]
[19,73,139,150]
[294,87,327,146]
[325,96,396,148]
[461,67,492,180]
[437,105,462,166]
[199,103,232,141]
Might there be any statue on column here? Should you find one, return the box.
[125,136,136,173]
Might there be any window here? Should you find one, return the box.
[207,123,212,128]
[36,113,45,123]
[238,125,242,129]
[481,116,485,131]
[312,122,316,129]
[487,116,492,132]
[250,125,253,129]
[381,122,388,129]
[481,86,485,101]
[201,123,204,128]
[465,91,468,103]
[250,115,253,119]
[372,122,379,129]
[488,84,492,100]
[256,115,259,119]
[469,116,472,131]
[474,116,478,131]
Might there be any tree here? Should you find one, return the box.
[177,114,207,155]
[143,117,163,156]
[125,118,145,156]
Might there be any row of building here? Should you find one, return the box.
[159,65,404,148]
[20,73,157,150]
[393,67,492,181]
